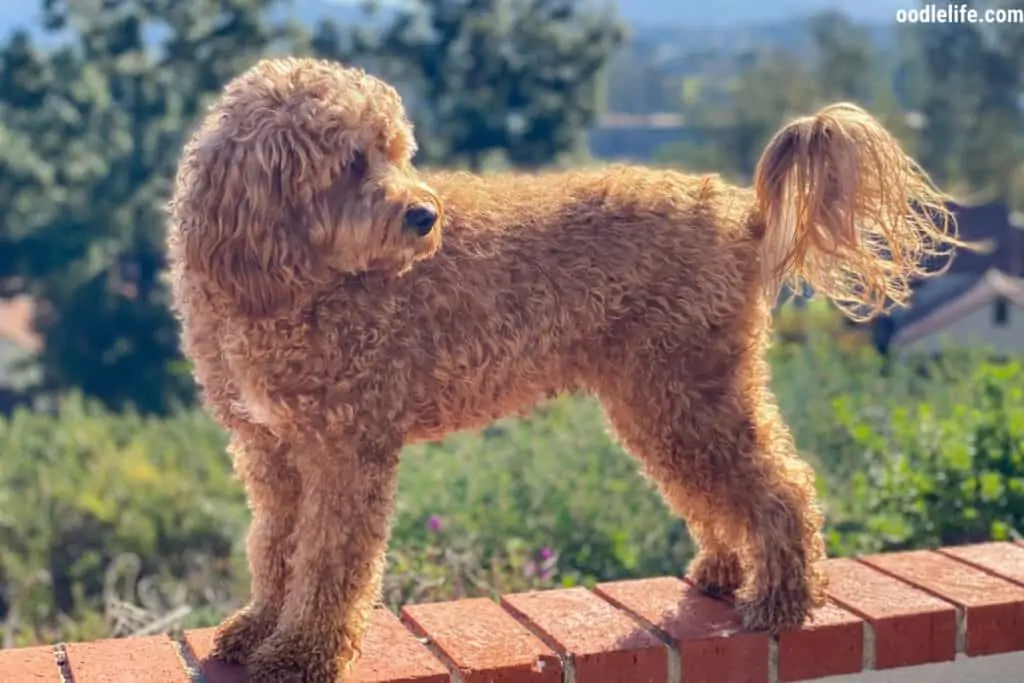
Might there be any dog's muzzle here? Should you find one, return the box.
[404,205,438,236]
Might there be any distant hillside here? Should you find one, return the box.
[305,0,906,28]
[0,1,899,71]
[618,0,903,27]
[0,0,905,40]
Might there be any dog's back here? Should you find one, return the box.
[313,165,768,441]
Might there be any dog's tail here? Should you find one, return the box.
[753,102,974,321]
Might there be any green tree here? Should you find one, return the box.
[662,51,818,180]
[0,0,298,413]
[319,0,625,170]
[807,10,874,103]
[910,16,1022,196]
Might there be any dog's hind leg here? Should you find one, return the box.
[596,338,827,633]
[211,430,301,665]
[688,535,745,599]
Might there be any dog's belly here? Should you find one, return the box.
[405,372,566,444]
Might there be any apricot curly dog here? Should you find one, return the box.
[166,57,961,682]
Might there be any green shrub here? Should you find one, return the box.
[2,342,1022,646]
[394,397,692,586]
[0,394,243,645]
[828,359,1024,555]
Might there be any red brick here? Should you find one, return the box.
[824,558,956,669]
[401,597,561,683]
[595,576,769,683]
[64,636,189,682]
[938,542,1024,587]
[352,608,449,683]
[181,628,246,683]
[0,644,58,682]
[185,611,448,683]
[502,587,669,683]
[777,601,863,682]
[860,550,1024,656]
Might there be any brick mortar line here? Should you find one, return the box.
[934,548,1024,588]
[851,557,968,655]
[766,637,779,683]
[499,598,576,683]
[169,629,207,683]
[590,588,681,683]
[862,618,877,670]
[956,607,967,655]
[398,612,460,683]
[53,642,72,683]
[680,576,780,683]
[819,597,879,671]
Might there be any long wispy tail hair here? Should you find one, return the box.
[754,102,979,321]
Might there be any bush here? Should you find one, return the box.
[1,392,691,645]
[828,359,1024,554]
[393,397,692,588]
[2,342,1022,646]
[0,394,244,646]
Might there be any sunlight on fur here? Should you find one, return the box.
[166,57,972,683]
[755,102,976,320]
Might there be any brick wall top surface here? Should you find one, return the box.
[2,541,1023,683]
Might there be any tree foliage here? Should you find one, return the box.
[316,0,625,169]
[656,5,1024,201]
[0,0,298,413]
[0,0,624,411]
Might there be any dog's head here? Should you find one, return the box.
[167,57,442,317]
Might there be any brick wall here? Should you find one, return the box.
[2,541,1023,682]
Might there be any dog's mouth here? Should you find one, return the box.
[363,238,438,277]
[367,253,414,274]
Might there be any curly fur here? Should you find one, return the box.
[166,57,962,683]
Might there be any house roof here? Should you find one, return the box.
[872,200,1024,347]
[940,201,1024,276]
[890,271,983,327]
[892,268,1024,346]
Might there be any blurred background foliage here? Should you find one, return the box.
[0,0,1022,647]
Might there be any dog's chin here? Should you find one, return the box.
[365,243,439,278]
[366,256,416,277]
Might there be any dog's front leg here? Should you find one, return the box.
[246,432,399,683]
[211,431,301,665]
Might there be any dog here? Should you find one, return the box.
[166,57,961,682]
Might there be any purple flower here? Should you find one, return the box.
[427,515,442,533]
[523,560,537,578]
[537,547,557,582]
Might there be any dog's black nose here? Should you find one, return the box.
[404,206,437,236]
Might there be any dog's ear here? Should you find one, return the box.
[169,119,324,318]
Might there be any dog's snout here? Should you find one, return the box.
[404,205,438,236]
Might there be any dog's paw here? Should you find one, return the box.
[247,631,342,683]
[210,605,279,666]
[735,586,813,634]
[688,550,744,598]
